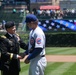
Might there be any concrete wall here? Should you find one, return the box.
[60,1,76,10]
[52,0,60,5]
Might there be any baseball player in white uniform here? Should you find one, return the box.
[24,14,47,75]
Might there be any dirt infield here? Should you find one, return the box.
[46,55,76,62]
[20,55,76,62]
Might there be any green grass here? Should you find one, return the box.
[20,47,76,55]
[45,62,76,75]
[1,47,76,75]
[19,47,76,75]
[19,62,76,75]
[1,62,76,75]
[45,47,76,55]
[20,62,29,75]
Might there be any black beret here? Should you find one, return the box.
[5,21,15,29]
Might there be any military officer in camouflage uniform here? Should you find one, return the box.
[0,21,27,75]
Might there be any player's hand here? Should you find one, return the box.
[24,55,30,64]
[24,58,30,64]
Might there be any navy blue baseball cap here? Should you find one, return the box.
[25,14,38,23]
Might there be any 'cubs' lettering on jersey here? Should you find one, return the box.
[36,38,41,44]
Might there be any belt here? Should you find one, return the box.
[41,55,45,57]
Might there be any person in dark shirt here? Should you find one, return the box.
[0,21,27,75]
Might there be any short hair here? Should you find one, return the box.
[5,21,15,29]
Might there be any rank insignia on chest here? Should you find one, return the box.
[8,40,13,45]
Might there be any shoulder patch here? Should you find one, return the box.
[1,35,6,38]
[36,38,41,44]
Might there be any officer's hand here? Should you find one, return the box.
[17,36,20,41]
[17,55,22,59]
[15,32,20,41]
[19,53,26,58]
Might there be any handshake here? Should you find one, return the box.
[18,50,28,59]
[18,52,26,59]
[18,52,30,64]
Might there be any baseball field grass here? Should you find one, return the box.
[46,47,76,55]
[19,47,76,75]
[1,47,76,75]
[20,62,76,75]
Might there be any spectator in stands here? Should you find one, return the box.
[0,24,2,30]
[26,9,29,14]
[46,9,50,16]
[2,20,6,29]
[12,8,16,13]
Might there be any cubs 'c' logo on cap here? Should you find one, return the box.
[36,38,41,44]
